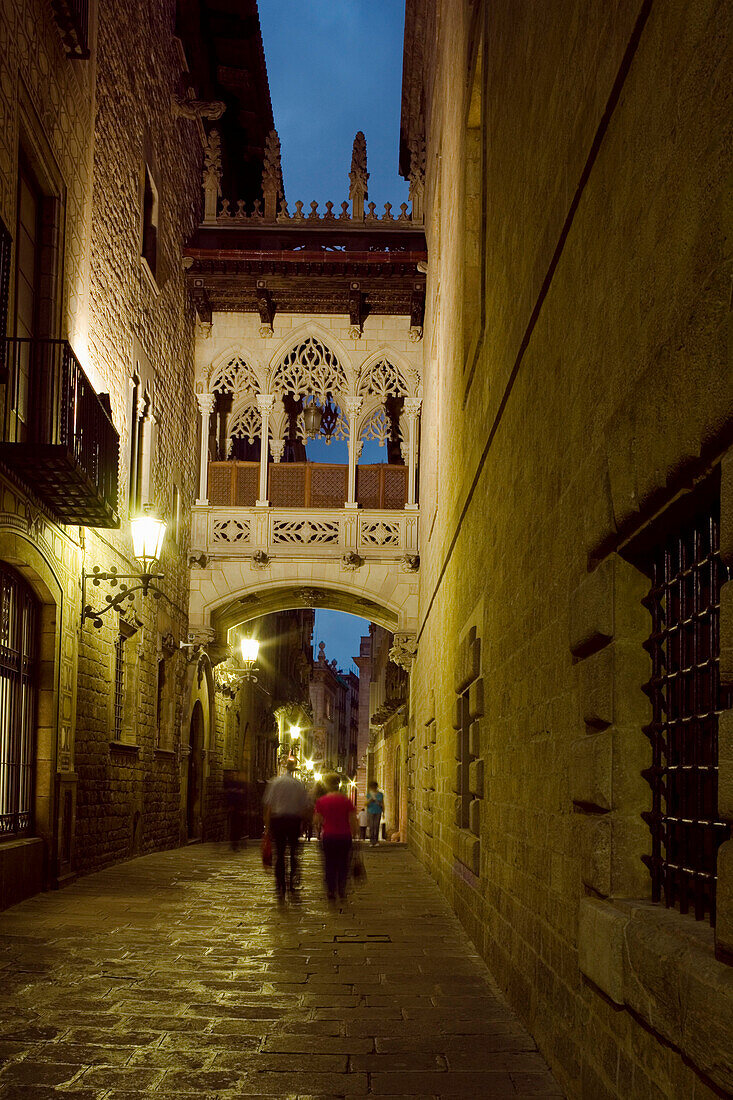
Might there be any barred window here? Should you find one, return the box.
[0,563,38,838]
[112,632,126,742]
[0,215,10,345]
[642,494,732,923]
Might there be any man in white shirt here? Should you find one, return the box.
[263,757,309,901]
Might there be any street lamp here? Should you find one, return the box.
[82,513,167,627]
[239,636,260,682]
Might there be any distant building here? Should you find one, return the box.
[309,642,359,779]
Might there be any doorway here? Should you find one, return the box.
[187,700,204,839]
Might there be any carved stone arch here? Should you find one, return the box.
[266,323,355,394]
[356,347,420,399]
[357,394,394,444]
[205,346,266,396]
[227,397,264,444]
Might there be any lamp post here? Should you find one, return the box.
[82,513,167,627]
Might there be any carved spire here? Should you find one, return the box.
[349,131,369,220]
[202,129,222,224]
[408,131,426,223]
[262,129,284,221]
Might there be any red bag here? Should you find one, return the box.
[261,832,272,868]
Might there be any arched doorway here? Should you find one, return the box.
[187,701,204,839]
[0,562,38,839]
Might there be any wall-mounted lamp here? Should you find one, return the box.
[240,635,260,682]
[82,514,167,628]
[289,724,301,741]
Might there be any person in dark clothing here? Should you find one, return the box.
[263,758,309,901]
[314,774,357,901]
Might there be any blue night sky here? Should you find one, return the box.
[259,0,403,669]
[258,0,409,213]
[313,610,369,675]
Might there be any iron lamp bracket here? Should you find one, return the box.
[82,565,164,628]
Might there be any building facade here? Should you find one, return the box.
[308,642,359,777]
[0,0,272,907]
[401,0,733,1096]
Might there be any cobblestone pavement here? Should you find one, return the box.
[0,843,563,1099]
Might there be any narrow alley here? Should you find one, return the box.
[0,843,561,1098]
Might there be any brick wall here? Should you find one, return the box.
[410,0,732,1096]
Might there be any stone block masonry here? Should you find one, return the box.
[405,0,733,1097]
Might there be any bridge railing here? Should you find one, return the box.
[191,505,419,561]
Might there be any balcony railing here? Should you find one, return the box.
[208,461,408,510]
[0,338,119,527]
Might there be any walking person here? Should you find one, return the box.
[263,757,309,902]
[357,805,368,841]
[366,780,384,846]
[314,774,357,902]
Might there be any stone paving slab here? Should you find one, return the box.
[0,842,563,1098]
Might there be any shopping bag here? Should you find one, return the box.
[261,831,272,869]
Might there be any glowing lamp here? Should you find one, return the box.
[130,514,166,574]
[240,636,260,665]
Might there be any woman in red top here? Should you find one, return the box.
[314,774,357,901]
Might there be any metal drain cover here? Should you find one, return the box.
[334,934,392,943]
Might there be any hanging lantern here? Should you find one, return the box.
[303,401,323,438]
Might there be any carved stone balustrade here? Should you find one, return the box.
[191,505,419,563]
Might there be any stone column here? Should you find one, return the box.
[344,396,362,509]
[196,393,216,505]
[256,394,274,507]
[403,398,422,510]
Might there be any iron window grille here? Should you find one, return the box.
[0,563,38,838]
[642,498,732,923]
[112,631,126,741]
[0,216,10,352]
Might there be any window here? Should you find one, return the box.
[0,563,38,838]
[111,618,138,744]
[112,631,126,742]
[456,690,471,830]
[141,165,159,283]
[0,214,10,345]
[128,373,153,513]
[156,657,166,739]
[642,494,732,923]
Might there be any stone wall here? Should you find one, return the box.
[71,0,201,875]
[0,0,205,894]
[409,0,733,1097]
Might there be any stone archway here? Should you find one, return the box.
[190,562,418,648]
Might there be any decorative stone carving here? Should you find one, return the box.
[408,131,426,223]
[297,587,318,607]
[389,632,418,671]
[202,130,222,224]
[189,551,208,569]
[172,94,226,121]
[400,553,420,572]
[251,550,271,569]
[342,551,364,571]
[349,131,369,220]
[262,129,284,220]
